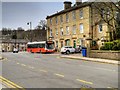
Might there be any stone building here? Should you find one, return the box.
[0,28,47,52]
[46,0,118,50]
[1,38,28,52]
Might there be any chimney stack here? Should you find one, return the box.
[76,0,82,6]
[64,1,72,10]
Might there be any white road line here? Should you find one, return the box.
[21,64,26,66]
[17,63,20,64]
[28,66,34,69]
[39,70,47,72]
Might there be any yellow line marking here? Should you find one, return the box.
[54,73,64,77]
[76,79,93,85]
[39,70,47,72]
[0,76,25,89]
[21,64,26,67]
[0,79,15,88]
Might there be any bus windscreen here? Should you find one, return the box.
[46,41,54,49]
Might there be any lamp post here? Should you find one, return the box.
[27,22,32,42]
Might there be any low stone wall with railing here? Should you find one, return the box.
[90,50,120,60]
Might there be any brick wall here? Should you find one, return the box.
[90,50,120,60]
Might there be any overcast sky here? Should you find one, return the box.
[4,0,115,30]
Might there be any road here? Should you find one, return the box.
[1,52,119,88]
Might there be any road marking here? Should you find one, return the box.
[107,87,112,88]
[76,79,93,85]
[0,76,25,89]
[54,73,64,77]
[21,64,26,67]
[107,87,116,89]
[28,66,34,69]
[39,70,47,72]
[17,63,20,65]
[0,58,7,61]
[0,78,15,88]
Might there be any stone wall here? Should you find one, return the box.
[90,50,120,60]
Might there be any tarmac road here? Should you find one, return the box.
[1,52,119,88]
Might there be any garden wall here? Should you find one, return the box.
[90,50,120,60]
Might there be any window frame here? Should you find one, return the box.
[60,27,64,36]
[98,24,103,33]
[72,25,76,35]
[80,23,84,33]
[79,9,83,19]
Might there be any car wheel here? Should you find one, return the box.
[61,52,64,54]
[66,50,70,54]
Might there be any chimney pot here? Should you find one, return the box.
[64,1,72,10]
[76,0,82,6]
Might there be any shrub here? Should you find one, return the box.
[100,40,120,50]
[117,42,120,50]
[104,42,114,50]
[100,46,106,50]
[112,45,118,50]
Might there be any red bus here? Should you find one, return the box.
[27,41,55,53]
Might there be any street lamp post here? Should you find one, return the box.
[27,22,32,42]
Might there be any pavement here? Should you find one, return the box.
[59,53,120,65]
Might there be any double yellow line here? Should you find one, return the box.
[0,76,25,90]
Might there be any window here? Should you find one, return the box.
[55,17,58,24]
[79,9,83,19]
[98,24,102,32]
[56,28,58,35]
[66,13,69,22]
[60,27,63,36]
[60,15,63,23]
[66,26,69,35]
[80,24,84,33]
[50,29,52,37]
[79,38,83,46]
[72,25,76,34]
[50,18,52,25]
[72,11,76,20]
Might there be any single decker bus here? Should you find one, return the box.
[27,41,55,53]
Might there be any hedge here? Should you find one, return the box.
[100,40,120,50]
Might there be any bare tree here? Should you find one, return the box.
[91,1,120,41]
[36,20,47,30]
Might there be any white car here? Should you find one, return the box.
[13,48,19,53]
[61,46,75,54]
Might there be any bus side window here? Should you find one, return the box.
[42,44,45,48]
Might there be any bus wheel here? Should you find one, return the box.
[39,50,41,53]
[30,50,33,53]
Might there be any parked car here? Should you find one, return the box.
[61,46,75,54]
[13,47,19,53]
[75,45,82,53]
